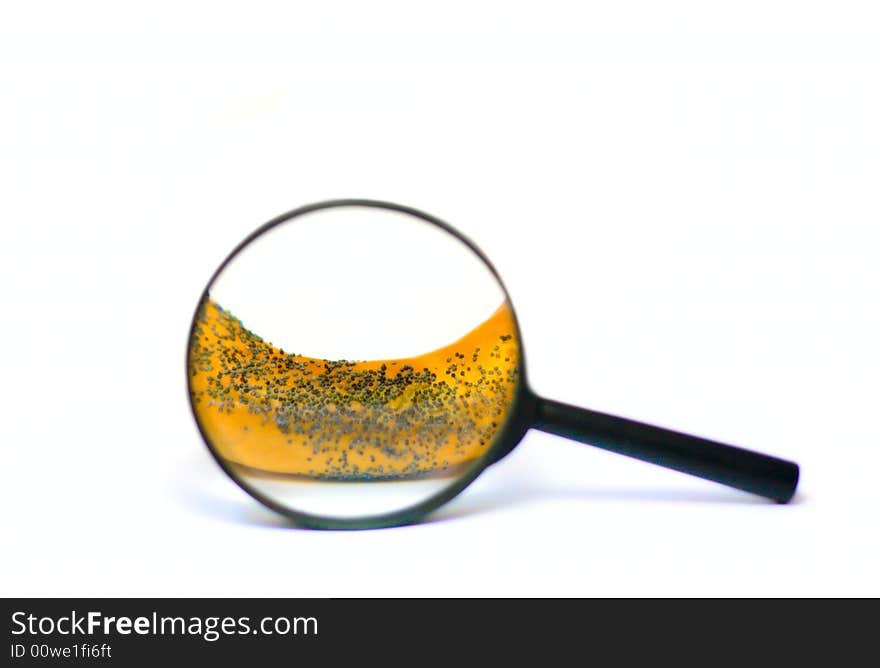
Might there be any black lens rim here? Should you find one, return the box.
[186,199,534,529]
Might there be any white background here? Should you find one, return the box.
[1,2,878,597]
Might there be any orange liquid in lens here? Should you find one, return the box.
[189,298,520,479]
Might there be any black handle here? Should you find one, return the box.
[531,396,799,503]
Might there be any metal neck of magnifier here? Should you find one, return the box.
[525,393,799,503]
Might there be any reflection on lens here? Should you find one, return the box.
[187,205,520,519]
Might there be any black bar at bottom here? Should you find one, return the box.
[1,598,870,665]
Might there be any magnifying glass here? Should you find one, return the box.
[186,199,799,529]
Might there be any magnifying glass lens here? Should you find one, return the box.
[188,205,521,520]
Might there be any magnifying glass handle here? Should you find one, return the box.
[531,396,799,503]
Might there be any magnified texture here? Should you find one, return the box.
[190,298,518,478]
[187,204,521,519]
